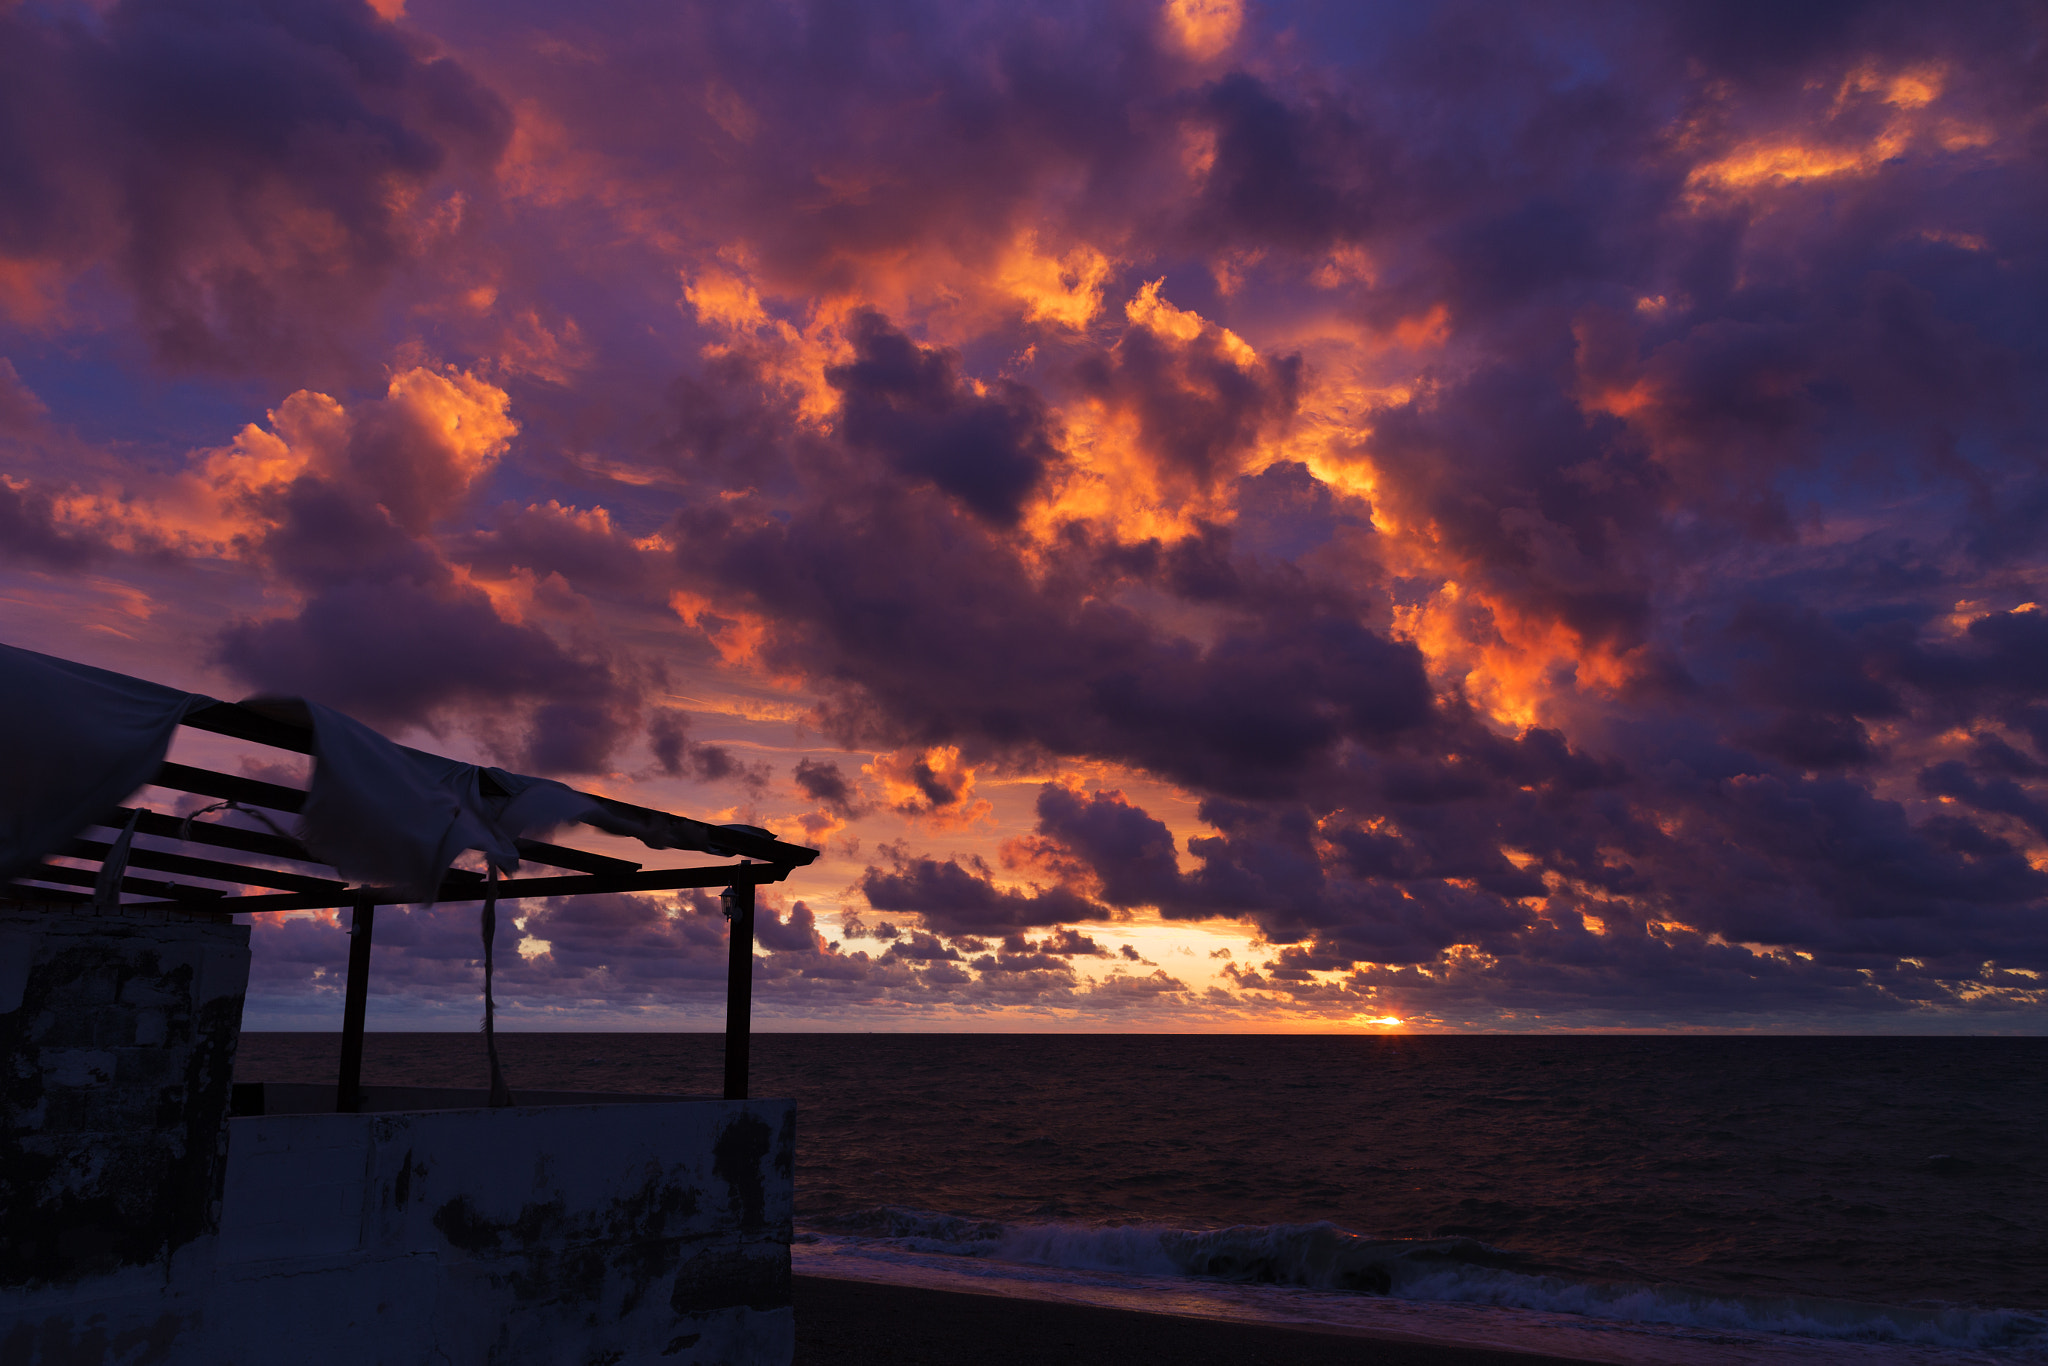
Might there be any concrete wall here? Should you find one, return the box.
[2,906,796,1366]
[0,904,250,1288]
[226,1097,795,1365]
[5,1097,795,1366]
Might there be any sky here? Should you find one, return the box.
[3,0,2047,1033]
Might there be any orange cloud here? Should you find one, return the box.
[671,589,776,670]
[866,745,995,829]
[1162,0,1243,62]
[1683,58,1996,203]
[996,231,1114,330]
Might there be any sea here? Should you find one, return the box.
[234,1033,2048,1365]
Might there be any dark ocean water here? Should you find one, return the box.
[235,1033,2048,1356]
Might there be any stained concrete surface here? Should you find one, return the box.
[6,1094,797,1365]
[3,906,796,1365]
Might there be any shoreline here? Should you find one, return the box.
[792,1274,1607,1366]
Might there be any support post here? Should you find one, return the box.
[336,894,374,1113]
[722,879,755,1100]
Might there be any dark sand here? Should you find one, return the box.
[793,1276,1604,1366]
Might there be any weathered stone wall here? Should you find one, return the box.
[0,904,250,1289]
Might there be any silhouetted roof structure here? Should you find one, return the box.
[1,644,816,1104]
[3,670,815,913]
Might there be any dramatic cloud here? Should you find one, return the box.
[8,0,2048,1029]
[0,0,509,377]
[860,852,1103,939]
[184,368,646,770]
[826,311,1058,525]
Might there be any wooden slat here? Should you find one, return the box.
[513,838,640,875]
[2,882,87,905]
[18,863,228,902]
[152,762,307,813]
[59,837,347,895]
[180,699,314,755]
[584,794,819,867]
[101,806,320,865]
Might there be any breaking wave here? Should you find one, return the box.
[806,1207,2048,1355]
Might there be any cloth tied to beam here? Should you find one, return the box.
[0,643,204,884]
[1,640,603,900]
[298,703,602,900]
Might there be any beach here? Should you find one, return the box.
[792,1275,1597,1366]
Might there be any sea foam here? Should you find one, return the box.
[807,1207,2048,1356]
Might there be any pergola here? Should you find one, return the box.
[2,687,817,1108]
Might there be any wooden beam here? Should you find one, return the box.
[336,896,374,1113]
[723,881,755,1102]
[584,794,820,868]
[116,859,796,915]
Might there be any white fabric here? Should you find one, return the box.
[0,642,203,884]
[1,642,612,902]
[297,702,601,899]
[92,809,142,907]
